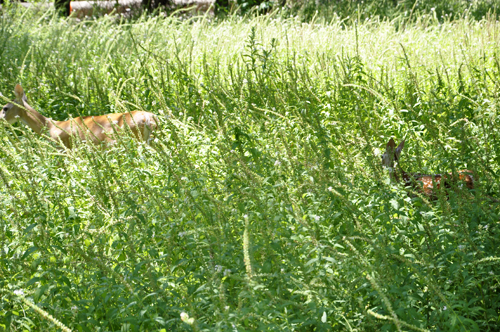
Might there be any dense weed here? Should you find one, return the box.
[0,7,499,331]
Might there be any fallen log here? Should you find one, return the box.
[0,2,52,10]
[69,0,141,18]
[0,0,214,16]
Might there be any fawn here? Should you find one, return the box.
[0,84,158,148]
[381,138,474,198]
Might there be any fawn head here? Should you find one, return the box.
[0,84,28,124]
[381,138,405,169]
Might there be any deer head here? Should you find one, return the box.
[0,84,29,124]
[381,138,405,169]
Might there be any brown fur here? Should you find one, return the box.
[0,84,158,148]
[382,138,474,198]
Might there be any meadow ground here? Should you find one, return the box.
[0,7,499,331]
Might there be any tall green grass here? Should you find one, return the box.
[0,8,499,331]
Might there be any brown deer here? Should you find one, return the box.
[0,84,158,148]
[381,138,474,198]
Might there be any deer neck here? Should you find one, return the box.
[389,162,409,184]
[395,164,413,185]
[19,103,51,135]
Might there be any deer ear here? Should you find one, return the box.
[395,140,405,159]
[386,138,396,149]
[14,84,25,101]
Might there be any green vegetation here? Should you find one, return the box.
[231,0,500,22]
[0,6,499,331]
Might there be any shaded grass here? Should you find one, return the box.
[0,8,499,331]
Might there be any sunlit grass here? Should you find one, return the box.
[0,7,499,331]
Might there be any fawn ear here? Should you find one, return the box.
[14,84,25,101]
[395,140,405,160]
[386,138,396,150]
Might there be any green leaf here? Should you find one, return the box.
[21,247,39,260]
[26,277,41,287]
[34,285,48,302]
